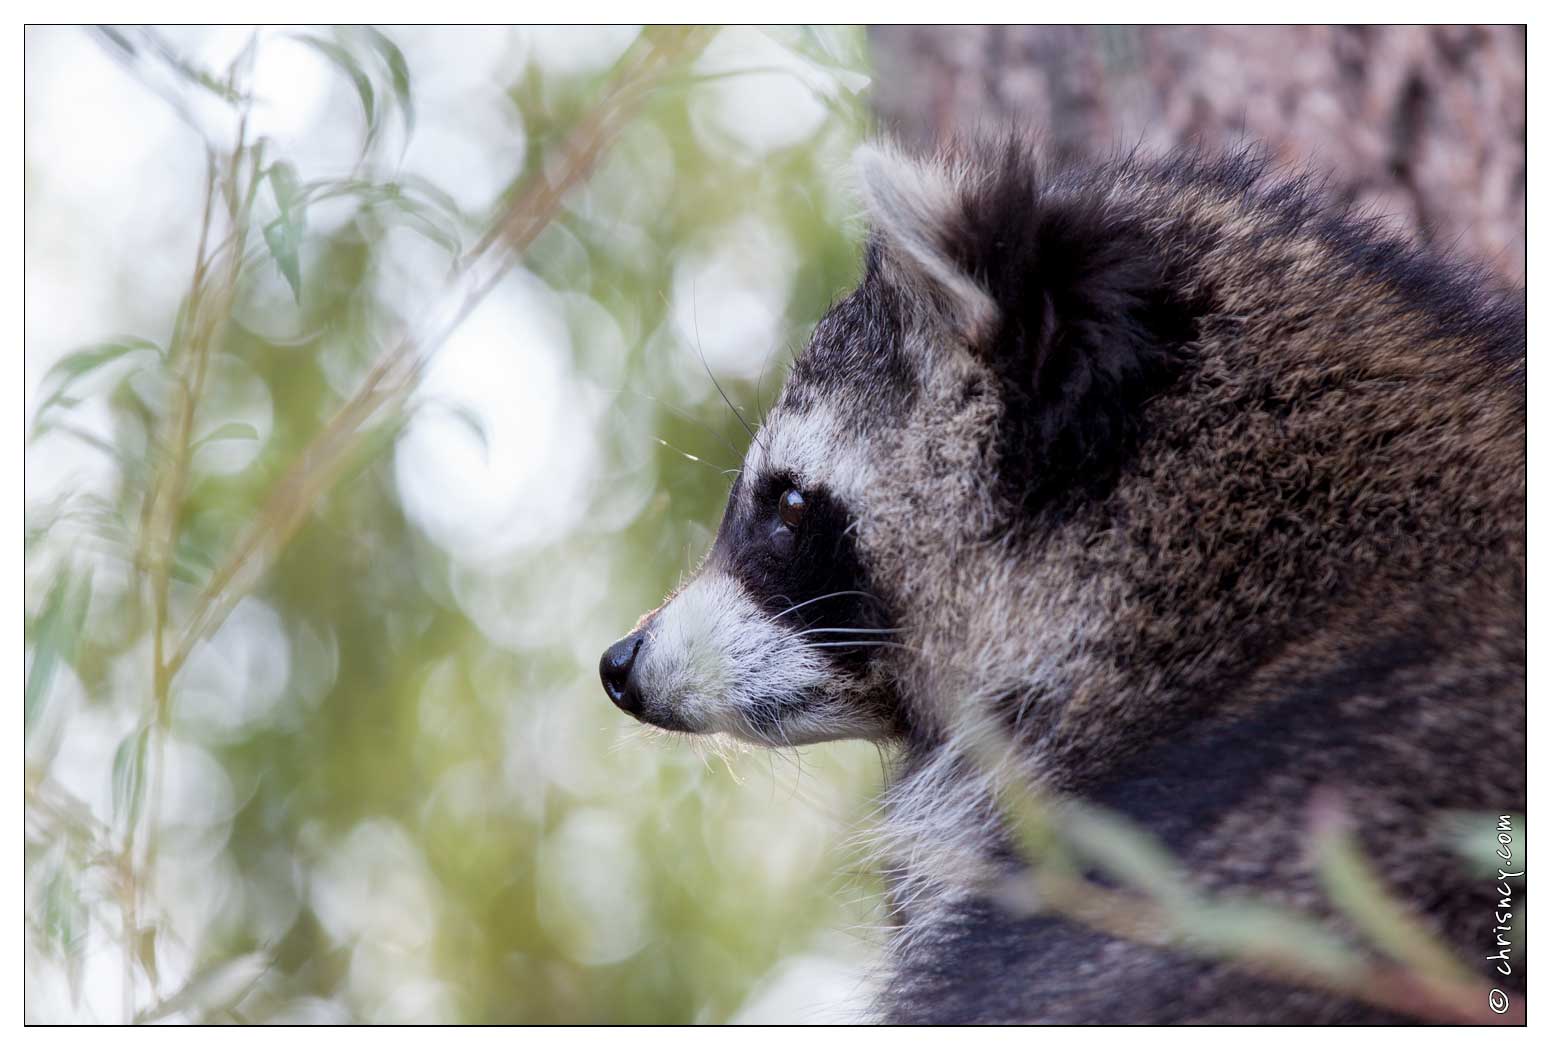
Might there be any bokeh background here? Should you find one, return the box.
[24,25,1525,1025]
[25,26,885,1024]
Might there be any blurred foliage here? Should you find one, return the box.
[25,26,884,1023]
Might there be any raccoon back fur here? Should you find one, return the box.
[598,137,1526,1024]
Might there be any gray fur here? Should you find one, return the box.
[605,137,1525,1023]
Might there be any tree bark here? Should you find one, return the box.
[868,26,1525,283]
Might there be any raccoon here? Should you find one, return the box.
[599,138,1526,1024]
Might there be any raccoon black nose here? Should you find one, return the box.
[600,632,645,715]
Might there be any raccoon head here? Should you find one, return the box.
[600,140,1199,748]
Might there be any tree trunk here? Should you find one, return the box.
[868,26,1525,283]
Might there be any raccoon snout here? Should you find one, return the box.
[599,632,646,716]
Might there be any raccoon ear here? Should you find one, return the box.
[854,143,999,344]
[951,151,1198,506]
[858,140,1196,504]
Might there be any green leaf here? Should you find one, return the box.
[111,725,151,830]
[1437,810,1526,878]
[94,26,137,57]
[294,35,376,144]
[394,174,466,223]
[24,586,66,737]
[136,27,248,105]
[394,202,463,256]
[267,160,301,219]
[263,162,307,304]
[25,569,93,742]
[194,421,261,448]
[1184,899,1366,983]
[31,338,161,446]
[263,217,303,304]
[135,925,159,988]
[43,868,84,947]
[40,421,123,465]
[378,186,463,256]
[1313,802,1475,985]
[1060,800,1197,911]
[36,339,160,408]
[42,867,88,1006]
[292,176,465,256]
[169,530,220,588]
[365,28,414,138]
[136,951,271,1024]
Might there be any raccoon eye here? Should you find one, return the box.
[777,488,807,530]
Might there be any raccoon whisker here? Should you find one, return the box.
[689,280,765,452]
[775,723,804,795]
[771,590,886,621]
[652,436,732,473]
[608,724,660,755]
[871,740,891,781]
[803,638,910,646]
[805,640,922,654]
[794,627,904,636]
[602,386,746,461]
[768,751,829,811]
